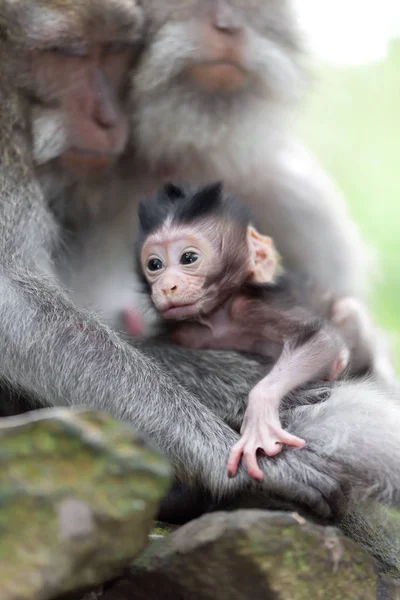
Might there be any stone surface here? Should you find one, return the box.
[112,509,380,600]
[0,408,171,600]
[376,574,400,600]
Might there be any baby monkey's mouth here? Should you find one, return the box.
[160,301,200,320]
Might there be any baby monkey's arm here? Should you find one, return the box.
[169,294,349,481]
[227,314,349,481]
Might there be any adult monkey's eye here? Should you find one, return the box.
[180,252,199,265]
[105,42,132,55]
[49,42,89,57]
[147,258,164,272]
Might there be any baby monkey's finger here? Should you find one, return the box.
[262,438,283,457]
[243,448,264,481]
[227,441,245,478]
[277,430,306,448]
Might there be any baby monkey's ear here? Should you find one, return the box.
[247,225,280,283]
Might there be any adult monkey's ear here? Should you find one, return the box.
[247,225,280,283]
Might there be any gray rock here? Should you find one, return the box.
[377,574,400,600]
[0,408,171,600]
[111,509,380,600]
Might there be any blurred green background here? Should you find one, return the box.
[302,39,400,370]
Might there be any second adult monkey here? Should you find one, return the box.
[130,182,374,481]
[127,0,395,382]
[130,0,372,301]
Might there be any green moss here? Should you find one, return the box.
[0,410,171,600]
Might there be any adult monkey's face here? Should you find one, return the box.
[1,0,145,178]
[131,0,306,166]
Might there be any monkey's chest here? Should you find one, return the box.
[202,306,283,359]
[53,204,150,328]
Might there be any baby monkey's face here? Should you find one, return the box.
[141,219,280,321]
[141,227,216,320]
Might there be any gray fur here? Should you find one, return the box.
[139,341,400,513]
[0,0,399,580]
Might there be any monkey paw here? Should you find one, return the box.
[331,296,374,349]
[326,347,350,380]
[227,420,306,482]
[122,308,145,336]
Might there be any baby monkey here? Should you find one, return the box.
[133,182,373,482]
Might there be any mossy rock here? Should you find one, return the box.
[0,408,171,600]
[124,510,381,599]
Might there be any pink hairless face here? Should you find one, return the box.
[141,225,216,320]
[141,218,281,322]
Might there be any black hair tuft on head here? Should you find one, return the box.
[163,182,186,201]
[137,180,255,249]
[138,183,183,236]
[173,181,224,224]
[138,199,155,235]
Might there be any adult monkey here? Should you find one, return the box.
[130,0,372,297]
[0,0,400,581]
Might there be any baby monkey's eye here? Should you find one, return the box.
[180,252,199,265]
[147,258,164,271]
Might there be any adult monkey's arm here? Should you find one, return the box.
[139,341,400,578]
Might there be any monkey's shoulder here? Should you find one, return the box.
[240,270,317,310]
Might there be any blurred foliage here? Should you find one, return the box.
[302,39,400,370]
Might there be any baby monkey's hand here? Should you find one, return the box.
[122,308,145,336]
[227,388,306,481]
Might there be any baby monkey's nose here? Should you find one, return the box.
[163,283,178,296]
